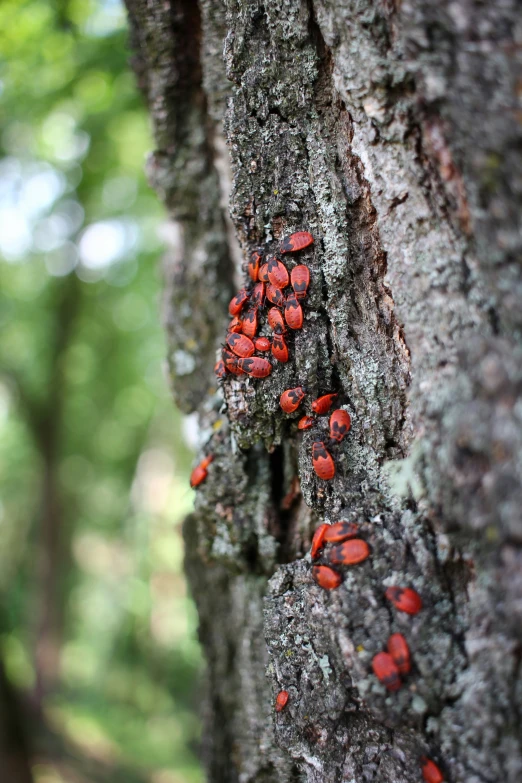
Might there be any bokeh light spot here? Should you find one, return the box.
[78,220,128,269]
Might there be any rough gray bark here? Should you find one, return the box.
[123,1,522,781]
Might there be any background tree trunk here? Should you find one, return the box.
[0,659,33,783]
[123,1,522,781]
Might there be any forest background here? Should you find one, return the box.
[0,1,203,781]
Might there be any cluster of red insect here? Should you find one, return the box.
[193,229,350,488]
[191,232,313,490]
[214,231,313,380]
[280,389,351,480]
[309,519,369,588]
[371,586,424,691]
[294,520,443,782]
[309,520,423,690]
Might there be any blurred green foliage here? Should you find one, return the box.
[0,1,203,781]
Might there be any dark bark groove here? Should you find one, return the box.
[124,1,522,781]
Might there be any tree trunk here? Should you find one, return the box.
[0,658,33,783]
[123,1,522,781]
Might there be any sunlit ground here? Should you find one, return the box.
[0,1,203,781]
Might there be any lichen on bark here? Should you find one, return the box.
[124,1,522,781]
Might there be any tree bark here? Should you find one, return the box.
[123,1,522,781]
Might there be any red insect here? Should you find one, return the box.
[387,633,411,675]
[328,539,370,565]
[275,690,289,712]
[312,564,342,590]
[268,307,286,332]
[229,288,249,316]
[329,409,351,443]
[259,262,269,282]
[291,264,310,299]
[312,441,335,480]
[237,357,272,378]
[228,315,243,333]
[272,327,289,363]
[226,332,255,358]
[279,387,306,414]
[420,758,444,783]
[266,283,285,307]
[297,415,314,430]
[281,476,300,510]
[284,292,303,330]
[190,455,214,489]
[323,520,358,543]
[280,231,314,254]
[372,652,401,692]
[385,587,423,615]
[214,359,226,379]
[241,308,258,339]
[222,349,244,376]
[267,257,289,289]
[311,524,329,560]
[250,281,265,308]
[254,337,270,352]
[311,393,338,415]
[248,250,262,282]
